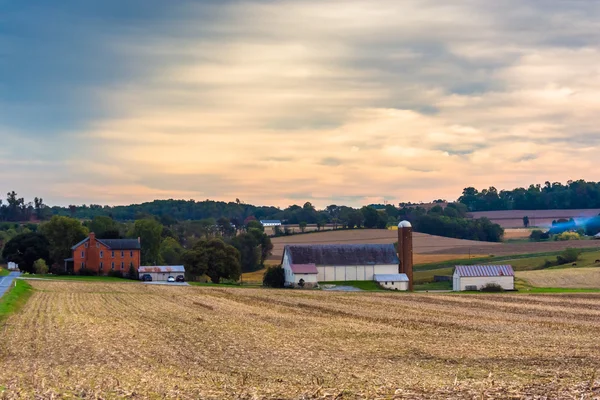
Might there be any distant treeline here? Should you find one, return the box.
[459,180,600,211]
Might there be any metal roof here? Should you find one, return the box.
[138,265,186,273]
[285,244,399,266]
[290,263,318,274]
[454,265,514,277]
[374,274,409,282]
[71,237,141,250]
[260,220,282,224]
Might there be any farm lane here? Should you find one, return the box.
[0,271,21,298]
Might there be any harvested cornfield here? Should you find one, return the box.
[517,267,600,288]
[2,281,600,398]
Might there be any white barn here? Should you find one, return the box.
[374,274,409,291]
[282,244,401,288]
[260,220,282,227]
[453,265,515,291]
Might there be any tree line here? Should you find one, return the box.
[458,180,600,211]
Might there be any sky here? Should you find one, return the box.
[1,1,600,208]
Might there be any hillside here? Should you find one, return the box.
[469,209,600,228]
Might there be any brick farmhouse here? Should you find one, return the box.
[66,232,141,275]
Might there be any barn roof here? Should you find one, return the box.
[260,220,282,224]
[71,237,141,250]
[454,265,514,277]
[284,244,399,266]
[374,274,409,282]
[139,265,186,273]
[290,263,318,274]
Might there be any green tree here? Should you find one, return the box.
[2,233,50,273]
[361,206,379,228]
[88,216,121,239]
[40,216,88,266]
[127,263,138,280]
[248,228,273,266]
[182,238,241,283]
[230,232,261,272]
[299,221,307,233]
[132,218,163,265]
[347,210,364,229]
[246,220,264,232]
[159,237,184,265]
[523,216,530,228]
[34,258,49,274]
[263,265,285,288]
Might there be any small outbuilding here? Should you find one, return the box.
[374,274,409,291]
[453,265,514,291]
[260,220,282,227]
[138,265,185,281]
[285,263,319,288]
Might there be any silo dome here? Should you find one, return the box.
[398,220,412,228]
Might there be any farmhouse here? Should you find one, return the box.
[453,265,515,291]
[138,265,185,281]
[66,233,141,275]
[282,244,401,288]
[260,220,282,227]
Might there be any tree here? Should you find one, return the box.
[246,220,264,232]
[88,216,121,239]
[347,210,364,229]
[217,217,236,237]
[131,218,163,265]
[159,237,184,265]
[127,263,138,280]
[299,221,307,233]
[230,232,261,272]
[40,216,88,266]
[523,216,530,228]
[34,258,49,274]
[263,265,285,288]
[182,238,241,283]
[248,228,273,266]
[2,233,50,273]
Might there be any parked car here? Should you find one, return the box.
[176,275,185,282]
[141,274,152,282]
[167,276,175,282]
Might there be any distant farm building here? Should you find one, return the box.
[138,265,185,281]
[7,262,18,271]
[281,244,402,289]
[452,265,514,291]
[374,274,409,290]
[66,233,141,275]
[260,220,282,227]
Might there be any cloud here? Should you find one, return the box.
[2,0,600,207]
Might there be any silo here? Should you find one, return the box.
[398,220,413,291]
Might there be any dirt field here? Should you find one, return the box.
[517,267,600,289]
[503,228,533,240]
[469,209,600,228]
[2,281,600,398]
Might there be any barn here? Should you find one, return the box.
[452,265,515,291]
[373,274,409,290]
[138,265,186,281]
[260,220,282,227]
[282,244,401,288]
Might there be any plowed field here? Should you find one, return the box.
[1,281,600,398]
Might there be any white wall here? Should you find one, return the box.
[453,275,514,291]
[292,273,318,284]
[282,252,293,286]
[317,264,397,281]
[378,280,408,291]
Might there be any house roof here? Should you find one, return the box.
[290,263,318,274]
[374,274,409,282]
[71,237,141,250]
[284,244,399,266]
[138,265,186,273]
[260,220,282,224]
[454,265,514,277]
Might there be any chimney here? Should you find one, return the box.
[398,221,413,291]
[89,232,96,240]
[137,236,141,244]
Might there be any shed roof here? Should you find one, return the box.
[374,273,409,282]
[285,244,399,266]
[290,263,318,274]
[138,265,186,273]
[454,265,514,277]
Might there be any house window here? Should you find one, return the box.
[111,251,115,258]
[111,262,115,270]
[84,243,88,248]
[121,262,124,269]
[100,262,103,270]
[81,251,85,258]
[81,262,85,268]
[100,251,103,258]
[130,251,133,257]
[121,251,124,258]
[391,282,394,285]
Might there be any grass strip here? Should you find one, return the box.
[0,280,33,322]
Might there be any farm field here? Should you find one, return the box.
[517,267,600,289]
[469,209,600,228]
[2,281,600,398]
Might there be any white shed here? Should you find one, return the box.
[283,263,319,288]
[453,265,515,291]
[374,274,409,291]
[138,265,186,281]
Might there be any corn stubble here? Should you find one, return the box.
[1,281,600,399]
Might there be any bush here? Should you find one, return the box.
[556,248,581,265]
[126,265,138,280]
[78,267,97,276]
[33,258,49,275]
[108,271,124,278]
[554,232,581,241]
[263,265,285,288]
[480,283,503,292]
[529,230,550,241]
